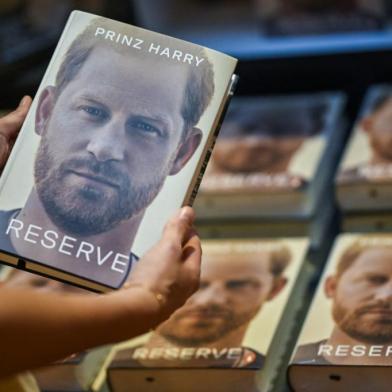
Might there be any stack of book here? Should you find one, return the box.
[336,85,392,232]
[257,0,389,37]
[104,238,311,392]
[288,233,392,392]
[195,92,346,249]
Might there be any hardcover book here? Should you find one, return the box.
[0,267,112,392]
[342,212,392,233]
[194,92,345,219]
[0,11,237,292]
[34,349,112,392]
[289,233,392,392]
[196,194,336,251]
[105,237,310,392]
[336,85,392,212]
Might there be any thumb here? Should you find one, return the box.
[160,207,195,255]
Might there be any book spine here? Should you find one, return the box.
[186,74,238,206]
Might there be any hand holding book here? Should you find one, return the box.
[0,203,201,379]
[0,8,236,381]
[0,97,200,380]
[123,206,201,320]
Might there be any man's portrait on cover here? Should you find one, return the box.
[295,235,392,366]
[112,240,293,369]
[339,88,392,184]
[201,96,328,192]
[0,14,222,288]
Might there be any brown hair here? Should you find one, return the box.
[54,17,215,133]
[336,236,392,278]
[269,245,291,278]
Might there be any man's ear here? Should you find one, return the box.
[324,275,337,299]
[35,86,56,136]
[267,277,287,301]
[170,127,203,175]
[361,116,373,134]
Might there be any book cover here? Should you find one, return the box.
[289,233,392,392]
[337,85,392,211]
[0,11,237,292]
[257,0,388,37]
[106,237,309,392]
[195,92,345,219]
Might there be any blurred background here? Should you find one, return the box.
[2,0,392,111]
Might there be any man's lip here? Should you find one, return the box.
[179,311,228,319]
[364,308,392,316]
[68,170,119,188]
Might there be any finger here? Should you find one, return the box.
[0,96,32,140]
[183,226,199,246]
[182,235,202,292]
[161,207,195,250]
[182,234,202,279]
[180,248,202,295]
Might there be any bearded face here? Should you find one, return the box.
[333,298,392,344]
[155,255,278,346]
[156,299,260,346]
[33,47,194,236]
[34,136,166,236]
[330,248,392,345]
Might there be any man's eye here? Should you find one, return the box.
[131,120,162,137]
[226,281,251,290]
[367,275,388,285]
[82,106,107,119]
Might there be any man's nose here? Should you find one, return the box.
[375,281,392,302]
[190,284,228,307]
[86,121,125,162]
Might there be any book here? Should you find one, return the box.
[289,233,392,392]
[257,0,388,37]
[105,237,310,392]
[194,92,345,219]
[0,11,237,292]
[196,194,336,251]
[33,349,112,392]
[337,84,392,212]
[0,267,112,392]
[342,212,392,233]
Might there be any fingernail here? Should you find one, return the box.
[18,96,30,108]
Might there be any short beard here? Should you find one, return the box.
[371,138,392,162]
[156,306,254,347]
[161,325,232,347]
[34,138,166,236]
[333,302,392,345]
